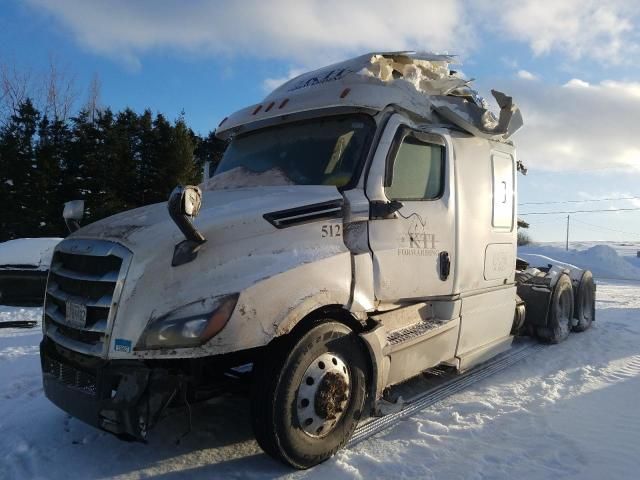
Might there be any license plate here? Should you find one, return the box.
[65,301,87,329]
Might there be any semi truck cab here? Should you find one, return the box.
[40,52,594,469]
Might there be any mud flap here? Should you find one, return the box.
[516,277,553,328]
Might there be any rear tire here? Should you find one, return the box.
[537,273,574,344]
[573,271,595,332]
[251,320,368,469]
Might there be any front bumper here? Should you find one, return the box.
[40,337,179,439]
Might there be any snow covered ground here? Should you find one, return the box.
[1,244,639,479]
[0,238,60,270]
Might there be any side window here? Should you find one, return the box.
[491,152,515,230]
[386,135,445,201]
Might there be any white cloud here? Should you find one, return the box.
[26,0,474,68]
[24,0,640,73]
[578,191,640,207]
[564,78,591,88]
[476,0,640,65]
[517,69,538,80]
[262,68,307,92]
[20,0,640,181]
[500,77,640,173]
[600,80,640,99]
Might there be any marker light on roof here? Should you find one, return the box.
[279,98,289,109]
[265,101,275,112]
[252,105,262,115]
[340,88,351,98]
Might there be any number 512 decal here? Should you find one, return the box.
[321,224,341,237]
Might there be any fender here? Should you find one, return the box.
[240,251,354,341]
[274,288,354,337]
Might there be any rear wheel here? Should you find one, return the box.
[537,273,574,344]
[573,270,595,332]
[251,320,369,469]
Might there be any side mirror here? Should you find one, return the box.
[370,200,404,219]
[63,200,85,233]
[168,186,206,266]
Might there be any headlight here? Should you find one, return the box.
[136,293,239,350]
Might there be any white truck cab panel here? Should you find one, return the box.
[41,53,545,466]
[366,115,456,302]
[449,135,518,363]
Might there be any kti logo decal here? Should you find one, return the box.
[398,214,437,256]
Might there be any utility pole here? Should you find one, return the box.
[566,215,570,251]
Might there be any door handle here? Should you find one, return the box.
[439,251,451,281]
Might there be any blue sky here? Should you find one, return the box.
[2,0,639,242]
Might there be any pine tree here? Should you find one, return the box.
[0,94,216,240]
[33,114,69,237]
[106,108,140,214]
[137,109,155,205]
[67,109,98,223]
[0,99,40,239]
[194,130,227,178]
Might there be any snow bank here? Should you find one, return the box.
[519,244,640,281]
[0,238,61,270]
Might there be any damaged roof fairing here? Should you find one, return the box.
[216,51,523,142]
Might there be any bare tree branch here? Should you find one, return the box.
[0,61,34,123]
[85,72,102,122]
[43,54,78,121]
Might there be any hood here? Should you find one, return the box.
[68,185,349,358]
[71,185,344,256]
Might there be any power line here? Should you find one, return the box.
[526,165,638,175]
[526,217,568,225]
[519,195,640,206]
[571,218,640,237]
[520,207,640,215]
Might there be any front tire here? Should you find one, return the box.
[251,320,368,469]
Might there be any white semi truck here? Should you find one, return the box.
[40,52,595,469]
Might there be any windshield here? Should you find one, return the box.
[205,114,374,190]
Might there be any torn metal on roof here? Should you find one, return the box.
[217,51,523,142]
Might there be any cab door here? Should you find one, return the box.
[366,120,456,302]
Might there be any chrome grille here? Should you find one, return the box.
[43,239,132,356]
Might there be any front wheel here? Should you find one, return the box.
[251,321,369,469]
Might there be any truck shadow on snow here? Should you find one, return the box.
[58,391,293,478]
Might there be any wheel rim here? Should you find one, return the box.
[296,352,351,438]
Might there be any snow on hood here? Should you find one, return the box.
[202,167,295,190]
[71,185,343,253]
[0,238,62,270]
